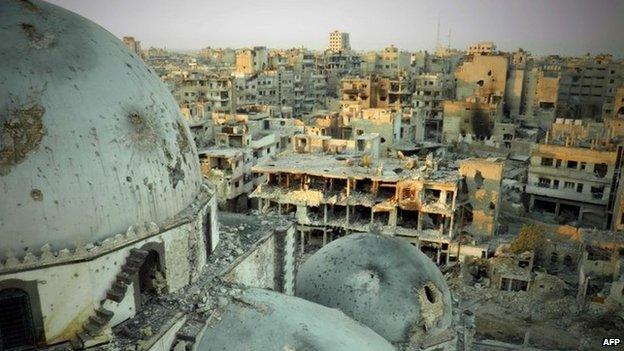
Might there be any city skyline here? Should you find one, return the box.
[48,0,624,57]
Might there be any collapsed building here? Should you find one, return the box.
[412,73,455,142]
[197,107,304,210]
[250,141,504,265]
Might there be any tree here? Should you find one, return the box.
[509,224,545,254]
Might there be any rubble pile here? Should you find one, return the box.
[99,211,288,350]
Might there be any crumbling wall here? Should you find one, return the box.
[223,235,276,290]
[455,55,508,102]
[459,158,505,238]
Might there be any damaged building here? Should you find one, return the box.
[526,118,624,229]
[250,144,504,265]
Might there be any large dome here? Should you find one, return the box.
[295,233,452,344]
[0,0,202,258]
[196,288,396,351]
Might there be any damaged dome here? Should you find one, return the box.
[295,232,452,344]
[0,0,202,258]
[196,288,396,351]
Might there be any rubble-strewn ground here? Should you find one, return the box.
[446,261,624,350]
[92,211,289,351]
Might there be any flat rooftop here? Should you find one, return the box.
[253,151,461,184]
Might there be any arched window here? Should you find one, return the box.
[0,288,35,350]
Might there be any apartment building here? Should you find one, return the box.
[235,46,269,75]
[526,120,622,229]
[328,30,350,53]
[556,55,624,119]
[251,146,503,264]
[467,41,496,56]
[174,72,233,122]
[413,73,455,142]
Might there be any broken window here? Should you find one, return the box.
[541,157,554,166]
[591,186,605,199]
[501,278,528,291]
[533,199,556,214]
[351,205,371,226]
[576,183,584,193]
[550,252,559,264]
[564,181,575,189]
[462,203,474,224]
[354,179,373,193]
[397,208,419,229]
[567,160,578,169]
[594,163,608,178]
[401,187,415,200]
[553,180,560,189]
[538,177,551,188]
[556,159,562,168]
[474,171,484,189]
[424,188,441,203]
[564,255,573,267]
[373,210,390,226]
[422,213,443,231]
[0,288,36,350]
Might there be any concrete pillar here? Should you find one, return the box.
[323,228,328,246]
[555,201,561,217]
[346,178,350,197]
[417,212,424,230]
[449,213,455,238]
[436,248,441,265]
[389,209,397,228]
[299,229,305,254]
[346,205,350,226]
[323,204,328,225]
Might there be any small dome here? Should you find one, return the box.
[295,233,452,344]
[196,288,395,351]
[0,0,202,258]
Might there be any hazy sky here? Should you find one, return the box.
[48,0,624,57]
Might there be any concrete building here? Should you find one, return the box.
[413,73,455,142]
[442,99,500,142]
[235,46,269,75]
[122,36,141,56]
[328,30,350,53]
[455,54,508,105]
[251,150,504,265]
[526,120,622,229]
[467,41,496,56]
[174,72,233,123]
[555,54,624,119]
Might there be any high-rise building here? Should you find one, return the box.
[328,30,350,53]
